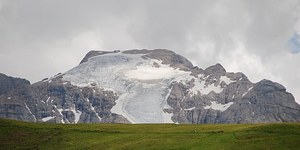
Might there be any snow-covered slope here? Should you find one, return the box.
[63,52,186,123]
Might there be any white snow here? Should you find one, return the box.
[124,60,188,80]
[56,108,65,124]
[42,116,55,122]
[162,87,174,123]
[189,75,235,96]
[184,107,195,111]
[25,103,36,121]
[232,95,235,99]
[189,78,223,95]
[72,109,82,123]
[46,97,50,103]
[242,87,253,97]
[162,86,173,109]
[204,101,234,112]
[220,76,235,85]
[7,97,11,100]
[56,105,82,123]
[86,98,101,121]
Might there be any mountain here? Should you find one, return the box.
[0,73,30,95]
[1,49,300,124]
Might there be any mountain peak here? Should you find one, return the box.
[204,63,226,74]
[80,50,121,64]
[80,49,194,70]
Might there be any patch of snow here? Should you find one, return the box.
[62,105,82,123]
[55,107,65,124]
[184,107,195,111]
[162,86,173,109]
[67,106,82,123]
[73,110,82,123]
[100,86,117,93]
[189,76,234,96]
[174,73,199,85]
[124,60,188,80]
[42,116,55,122]
[46,97,50,103]
[204,101,234,112]
[86,98,102,121]
[110,92,136,123]
[111,81,175,123]
[232,95,235,99]
[7,97,11,100]
[56,105,82,123]
[242,87,253,97]
[63,82,68,85]
[162,87,174,123]
[25,103,36,121]
[220,76,235,85]
[180,96,186,102]
[190,78,223,95]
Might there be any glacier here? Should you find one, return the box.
[62,52,235,123]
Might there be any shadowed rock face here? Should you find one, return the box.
[0,49,299,124]
[141,49,194,70]
[80,50,121,64]
[0,73,30,95]
[0,75,129,123]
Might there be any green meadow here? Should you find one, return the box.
[0,119,299,150]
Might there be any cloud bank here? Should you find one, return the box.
[0,0,299,103]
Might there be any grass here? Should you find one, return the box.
[0,119,300,150]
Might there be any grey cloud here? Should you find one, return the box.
[0,0,299,103]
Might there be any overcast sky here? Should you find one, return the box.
[0,0,300,103]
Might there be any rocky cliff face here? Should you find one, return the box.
[0,73,30,95]
[0,49,299,124]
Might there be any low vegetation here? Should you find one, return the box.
[0,119,299,149]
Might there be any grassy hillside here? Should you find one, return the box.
[0,119,299,150]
